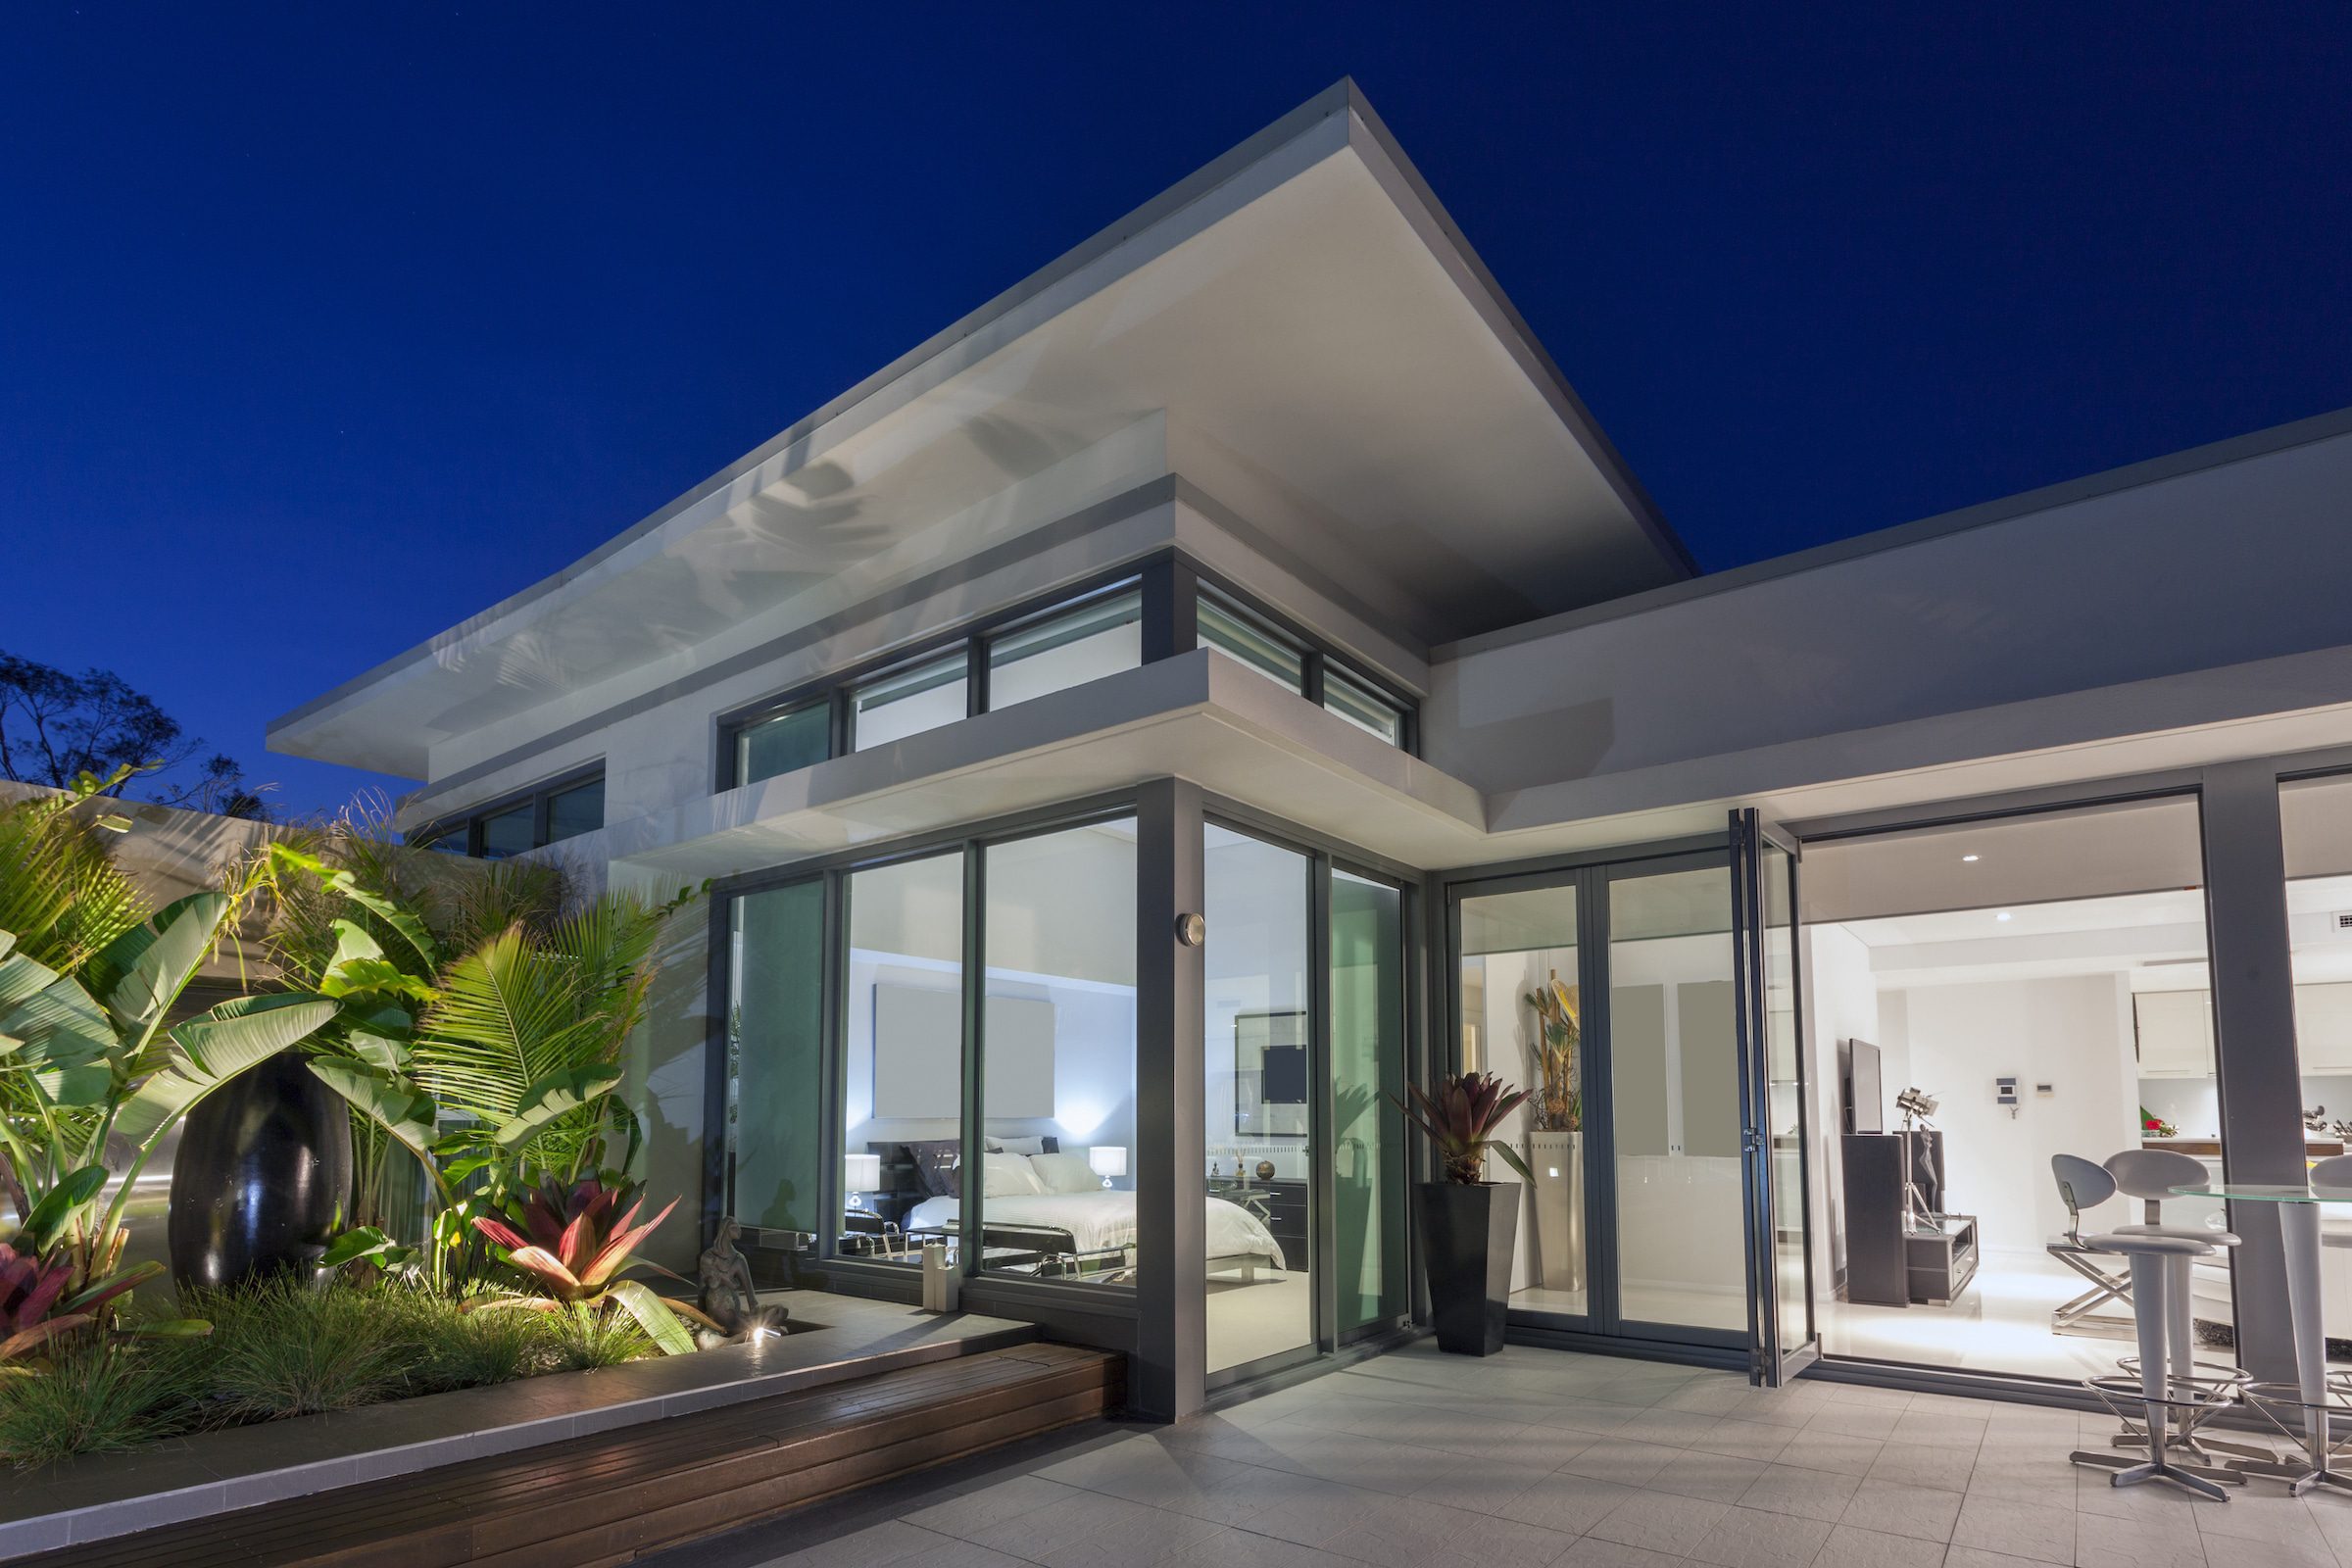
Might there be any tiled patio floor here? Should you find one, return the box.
[671,1342,2352,1568]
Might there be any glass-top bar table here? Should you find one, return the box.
[2172,1179,2352,1494]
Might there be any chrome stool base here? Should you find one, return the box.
[2235,1381,2352,1496]
[2076,1372,2244,1498]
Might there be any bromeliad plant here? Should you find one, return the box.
[464,1175,711,1353]
[1396,1072,1535,1186]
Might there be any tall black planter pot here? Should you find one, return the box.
[1416,1180,1519,1355]
[168,1051,352,1291]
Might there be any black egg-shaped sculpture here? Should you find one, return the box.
[168,1051,352,1290]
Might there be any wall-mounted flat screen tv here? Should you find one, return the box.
[1842,1039,1884,1134]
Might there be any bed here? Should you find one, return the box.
[902,1190,1287,1279]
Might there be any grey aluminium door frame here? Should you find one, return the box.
[1730,809,1820,1387]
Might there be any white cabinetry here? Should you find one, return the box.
[2133,990,2215,1077]
[2135,983,2352,1076]
[2296,983,2352,1072]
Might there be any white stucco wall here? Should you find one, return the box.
[1424,421,2352,806]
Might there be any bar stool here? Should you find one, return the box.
[2071,1229,2235,1499]
[2049,1154,2132,1334]
[2108,1149,2256,1461]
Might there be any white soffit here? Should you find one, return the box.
[270,81,1687,777]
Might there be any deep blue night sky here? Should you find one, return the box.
[5,6,2348,817]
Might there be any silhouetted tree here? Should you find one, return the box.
[0,653,270,819]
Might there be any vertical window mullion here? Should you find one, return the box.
[966,638,988,719]
[1309,852,1337,1353]
[959,845,986,1275]
[819,869,848,1263]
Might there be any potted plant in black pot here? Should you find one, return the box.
[1397,1071,1532,1355]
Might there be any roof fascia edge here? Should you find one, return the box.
[271,82,1365,745]
[1336,84,1698,584]
[1436,402,2352,663]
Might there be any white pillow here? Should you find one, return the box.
[1030,1152,1100,1194]
[981,1152,1048,1198]
[987,1136,1049,1156]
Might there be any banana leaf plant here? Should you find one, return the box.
[460,1175,714,1353]
[1395,1072,1535,1186]
[0,891,338,1303]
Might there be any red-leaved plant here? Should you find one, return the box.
[0,1243,153,1365]
[468,1176,716,1353]
[1396,1072,1535,1186]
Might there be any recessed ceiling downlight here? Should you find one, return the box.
[1961,854,1981,862]
[1995,911,2013,921]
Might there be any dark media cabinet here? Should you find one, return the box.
[1840,1130,1980,1307]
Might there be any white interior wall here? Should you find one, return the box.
[839,827,1142,1170]
[1892,972,2142,1256]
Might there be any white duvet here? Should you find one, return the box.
[904,1191,1285,1267]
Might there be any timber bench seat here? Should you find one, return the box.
[14,1342,1121,1568]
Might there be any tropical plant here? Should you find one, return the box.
[0,768,146,980]
[1522,970,1581,1132]
[465,1175,709,1354]
[0,888,337,1312]
[1396,1072,1534,1186]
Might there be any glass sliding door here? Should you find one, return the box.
[840,851,966,1266]
[1200,824,1410,1384]
[727,878,827,1242]
[1456,879,1591,1324]
[1202,825,1316,1375]
[977,820,1140,1286]
[1332,869,1406,1336]
[1608,858,1748,1338]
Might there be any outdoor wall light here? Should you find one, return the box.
[1088,1145,1128,1188]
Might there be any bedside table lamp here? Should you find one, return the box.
[1088,1145,1127,1189]
[844,1152,883,1210]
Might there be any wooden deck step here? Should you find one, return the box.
[16,1343,1121,1568]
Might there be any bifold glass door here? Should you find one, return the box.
[1732,810,1819,1385]
[1449,827,1817,1375]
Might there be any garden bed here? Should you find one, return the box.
[0,1291,1037,1558]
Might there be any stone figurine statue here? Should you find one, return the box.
[697,1216,791,1346]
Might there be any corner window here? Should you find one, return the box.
[735,703,831,788]
[1199,589,1307,695]
[987,587,1143,710]
[851,652,969,751]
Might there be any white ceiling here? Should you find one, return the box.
[1831,872,2352,991]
